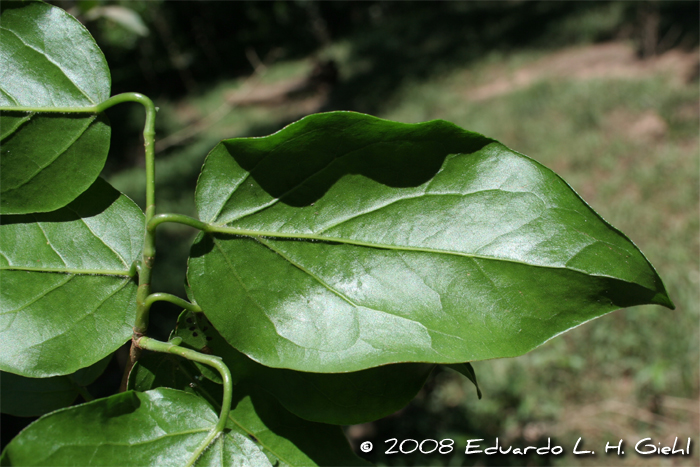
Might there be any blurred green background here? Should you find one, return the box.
[21,1,700,465]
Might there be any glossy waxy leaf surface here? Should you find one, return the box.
[0,388,272,467]
[0,2,111,214]
[189,112,673,373]
[0,178,143,377]
[0,355,111,417]
[128,351,370,466]
[167,310,435,424]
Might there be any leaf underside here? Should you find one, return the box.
[0,355,111,417]
[0,2,110,107]
[0,113,111,214]
[128,353,370,467]
[0,388,272,467]
[188,111,674,374]
[0,2,112,214]
[169,310,436,425]
[0,178,143,377]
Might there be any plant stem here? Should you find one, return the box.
[18,92,159,335]
[75,385,95,403]
[136,336,233,465]
[144,293,202,313]
[147,213,210,233]
[1,93,150,114]
[97,94,158,391]
[132,93,158,335]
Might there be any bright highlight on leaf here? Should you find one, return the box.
[0,179,143,377]
[166,310,437,425]
[0,2,677,464]
[128,352,371,466]
[0,388,272,467]
[188,111,674,373]
[0,1,112,214]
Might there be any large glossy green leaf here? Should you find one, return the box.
[0,355,111,417]
[167,310,435,425]
[0,178,143,377]
[189,111,674,373]
[0,2,111,214]
[0,388,272,467]
[128,353,370,466]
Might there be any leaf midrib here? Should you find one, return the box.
[1,115,97,193]
[0,266,132,276]
[1,26,97,105]
[206,224,613,280]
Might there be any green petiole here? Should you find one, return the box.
[136,336,233,466]
[143,293,202,313]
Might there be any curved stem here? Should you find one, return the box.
[74,385,95,403]
[93,94,157,391]
[132,93,157,334]
[1,93,153,114]
[2,92,157,242]
[136,336,233,464]
[26,92,158,334]
[144,293,202,313]
[136,337,232,431]
[147,213,210,234]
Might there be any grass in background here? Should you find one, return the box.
[371,45,699,467]
[106,38,698,466]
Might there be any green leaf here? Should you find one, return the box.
[189,111,674,373]
[169,310,435,425]
[128,355,370,467]
[0,112,111,214]
[228,388,371,467]
[0,2,112,214]
[0,355,110,417]
[0,178,143,377]
[445,363,482,399]
[0,388,272,467]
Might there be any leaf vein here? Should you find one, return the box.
[1,27,97,104]
[257,237,359,308]
[66,205,130,268]
[0,111,33,140]
[1,115,96,193]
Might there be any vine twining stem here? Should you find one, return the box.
[8,93,161,390]
[136,336,233,466]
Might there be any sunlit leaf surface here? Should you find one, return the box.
[0,2,111,214]
[0,388,272,467]
[189,111,673,373]
[0,179,143,377]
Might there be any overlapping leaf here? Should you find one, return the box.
[0,2,111,214]
[0,178,143,377]
[445,363,481,399]
[0,388,272,467]
[166,310,436,425]
[0,355,111,417]
[188,111,674,374]
[128,352,370,466]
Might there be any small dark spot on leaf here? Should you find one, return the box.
[192,332,199,337]
[249,434,259,443]
[189,326,196,331]
[206,336,213,341]
[186,317,194,323]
